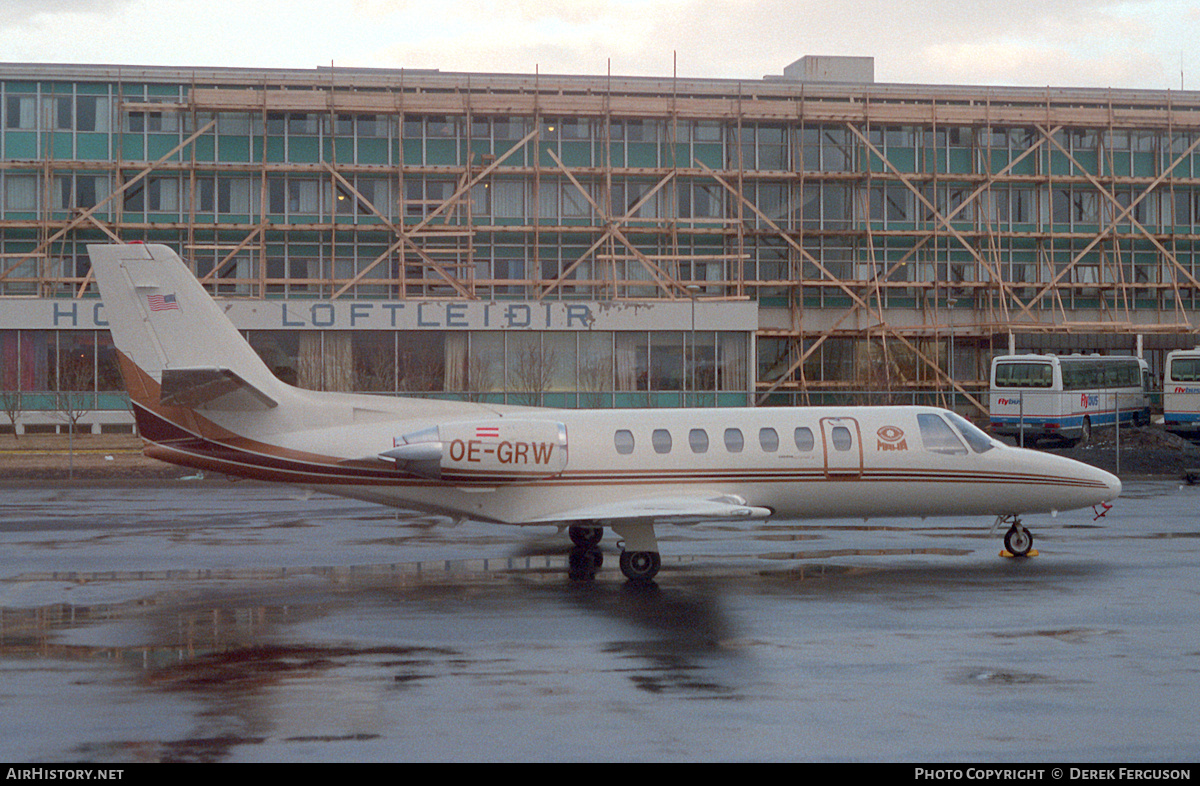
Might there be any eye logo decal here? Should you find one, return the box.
[876,425,908,451]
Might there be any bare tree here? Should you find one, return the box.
[0,389,22,439]
[354,341,396,393]
[467,352,496,403]
[510,339,556,407]
[398,341,443,393]
[856,338,915,406]
[55,355,94,479]
[578,355,610,409]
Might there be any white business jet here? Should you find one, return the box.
[87,244,1121,582]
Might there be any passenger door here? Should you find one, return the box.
[820,417,863,479]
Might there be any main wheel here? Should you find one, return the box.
[619,550,661,582]
[567,547,603,581]
[1004,525,1034,557]
[568,525,603,548]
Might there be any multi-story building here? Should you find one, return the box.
[2,56,1198,433]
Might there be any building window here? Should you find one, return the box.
[5,95,36,130]
[3,175,37,211]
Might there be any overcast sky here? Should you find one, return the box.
[1,0,1197,91]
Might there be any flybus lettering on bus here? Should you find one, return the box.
[1175,387,1200,394]
[998,398,1021,406]
[1080,394,1100,408]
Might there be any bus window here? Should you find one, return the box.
[995,362,1052,388]
[1171,358,1200,382]
[1061,361,1101,390]
[794,427,814,451]
[917,413,968,455]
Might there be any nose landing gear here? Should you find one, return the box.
[994,514,1037,558]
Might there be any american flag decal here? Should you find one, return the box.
[147,293,180,312]
[475,426,500,439]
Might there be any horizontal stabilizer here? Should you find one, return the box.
[524,494,772,525]
[159,366,278,411]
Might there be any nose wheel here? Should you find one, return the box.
[1003,523,1034,557]
[995,515,1036,558]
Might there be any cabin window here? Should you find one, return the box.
[614,429,635,455]
[724,427,744,452]
[794,427,814,451]
[652,429,673,454]
[917,413,968,455]
[689,428,709,453]
[830,426,853,451]
[759,427,779,452]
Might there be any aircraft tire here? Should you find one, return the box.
[568,547,603,581]
[569,525,604,548]
[1003,526,1034,557]
[619,550,661,582]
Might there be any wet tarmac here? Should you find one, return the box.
[0,479,1197,763]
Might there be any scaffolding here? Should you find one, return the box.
[2,63,1200,413]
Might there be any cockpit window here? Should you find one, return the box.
[945,411,997,454]
[917,413,968,455]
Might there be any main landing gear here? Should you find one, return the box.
[567,524,604,581]
[994,514,1036,558]
[618,550,662,582]
[568,525,603,548]
[567,522,661,582]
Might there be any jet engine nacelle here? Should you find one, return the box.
[381,419,568,483]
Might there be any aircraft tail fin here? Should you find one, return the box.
[88,243,286,411]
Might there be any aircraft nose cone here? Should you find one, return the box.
[1101,467,1122,500]
[1031,450,1123,511]
[1081,461,1122,503]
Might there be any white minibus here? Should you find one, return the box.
[990,353,1150,446]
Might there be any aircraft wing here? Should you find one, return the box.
[523,494,772,525]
